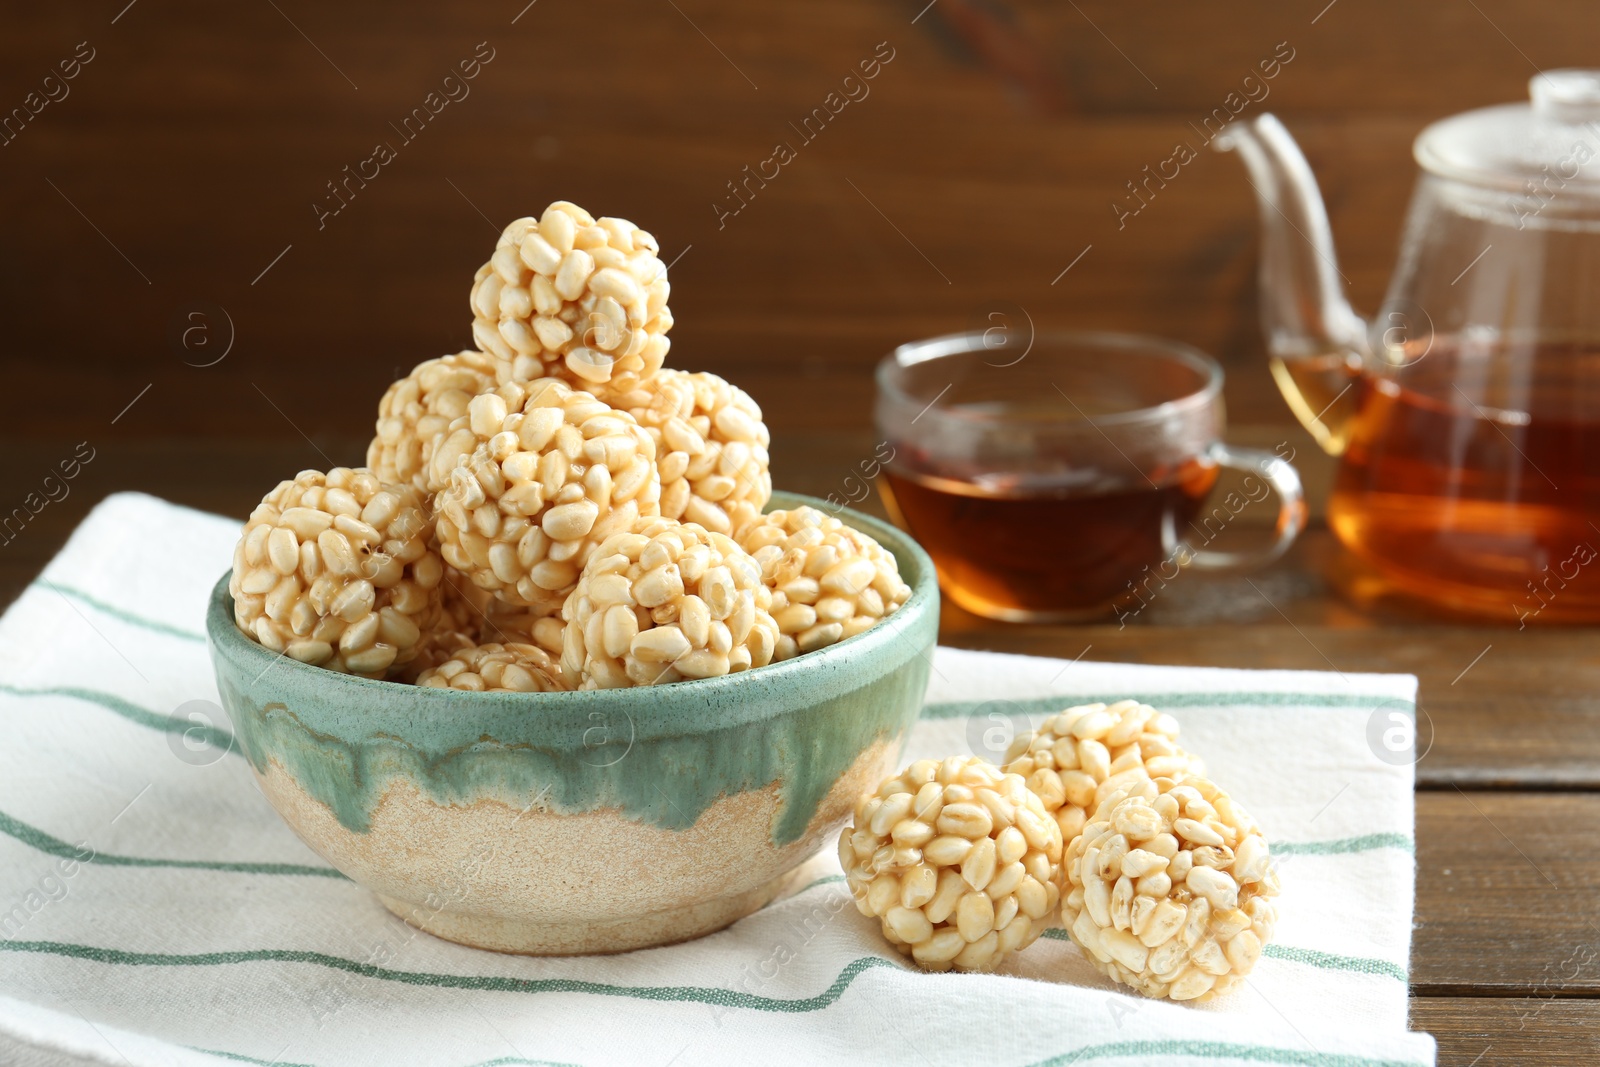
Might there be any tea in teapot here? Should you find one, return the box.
[1219,72,1600,624]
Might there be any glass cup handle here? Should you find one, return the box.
[1180,442,1307,571]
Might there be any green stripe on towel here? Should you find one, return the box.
[1024,1041,1428,1067]
[32,579,207,643]
[1274,833,1414,857]
[0,941,900,1011]
[1261,945,1409,984]
[0,684,238,755]
[0,941,1423,1067]
[0,814,1405,888]
[2,935,1407,1011]
[923,693,1414,718]
[0,809,343,879]
[195,1051,581,1067]
[1038,929,1407,984]
[191,1041,1428,1067]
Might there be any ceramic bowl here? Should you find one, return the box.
[206,492,938,955]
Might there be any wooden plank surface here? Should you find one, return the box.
[1412,793,1600,996]
[1409,999,1600,1067]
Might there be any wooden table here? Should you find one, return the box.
[6,1,1600,1061]
[2,430,1595,1065]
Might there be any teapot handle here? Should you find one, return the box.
[1214,115,1368,456]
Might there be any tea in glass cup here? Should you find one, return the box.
[874,331,1305,622]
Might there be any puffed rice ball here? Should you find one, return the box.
[737,506,911,661]
[1062,774,1280,1002]
[415,642,568,692]
[485,607,567,657]
[397,566,494,680]
[231,467,444,677]
[1002,700,1204,847]
[470,202,672,393]
[403,628,477,682]
[840,756,1063,973]
[560,518,779,688]
[607,369,771,536]
[432,379,661,612]
[430,568,567,656]
[367,350,498,493]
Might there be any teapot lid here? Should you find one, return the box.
[1416,70,1600,194]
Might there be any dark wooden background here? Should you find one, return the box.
[4,0,1581,448]
[5,2,1599,1064]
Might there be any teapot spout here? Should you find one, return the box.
[1215,114,1366,453]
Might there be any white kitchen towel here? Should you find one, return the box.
[0,492,1436,1067]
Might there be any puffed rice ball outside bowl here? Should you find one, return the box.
[206,491,938,955]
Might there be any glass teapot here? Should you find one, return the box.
[1216,72,1600,624]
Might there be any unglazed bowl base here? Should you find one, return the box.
[376,868,800,955]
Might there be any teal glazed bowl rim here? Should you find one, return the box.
[206,490,938,748]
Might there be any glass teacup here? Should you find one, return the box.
[874,331,1306,622]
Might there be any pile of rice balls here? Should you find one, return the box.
[840,701,1281,1003]
[229,201,911,690]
